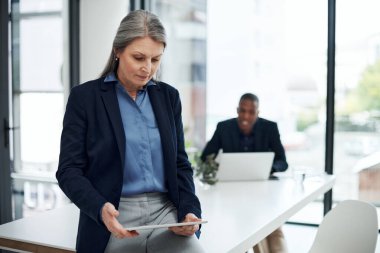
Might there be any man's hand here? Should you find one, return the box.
[101,202,139,239]
[169,213,201,236]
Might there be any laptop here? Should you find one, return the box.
[216,152,275,181]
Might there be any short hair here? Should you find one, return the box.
[100,10,166,77]
[239,93,259,105]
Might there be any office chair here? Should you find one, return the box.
[309,199,378,253]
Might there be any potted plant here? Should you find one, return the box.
[193,154,219,185]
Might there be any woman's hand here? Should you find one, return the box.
[101,202,139,239]
[169,213,201,236]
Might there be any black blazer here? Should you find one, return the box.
[56,77,201,253]
[201,118,288,173]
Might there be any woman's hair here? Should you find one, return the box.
[100,10,166,77]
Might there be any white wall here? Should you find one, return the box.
[80,0,129,83]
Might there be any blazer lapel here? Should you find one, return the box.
[148,84,176,157]
[100,81,126,168]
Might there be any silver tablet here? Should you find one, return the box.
[125,220,208,231]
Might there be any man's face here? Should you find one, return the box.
[237,99,259,134]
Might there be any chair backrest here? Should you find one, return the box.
[309,200,378,253]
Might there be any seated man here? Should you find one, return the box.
[201,93,288,253]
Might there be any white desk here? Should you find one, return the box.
[197,175,335,253]
[0,175,335,253]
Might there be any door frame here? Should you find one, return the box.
[0,0,13,225]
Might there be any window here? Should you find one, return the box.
[335,0,380,228]
[10,0,70,218]
[207,0,328,224]
[148,0,207,152]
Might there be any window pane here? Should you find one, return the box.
[19,93,63,167]
[20,0,62,13]
[335,0,380,228]
[11,0,69,219]
[207,0,327,224]
[150,0,207,150]
[19,16,64,91]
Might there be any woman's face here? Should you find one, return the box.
[116,36,164,91]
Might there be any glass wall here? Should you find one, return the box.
[10,0,70,218]
[8,0,379,227]
[148,0,207,153]
[139,0,379,226]
[9,0,131,219]
[335,0,380,228]
[207,0,327,223]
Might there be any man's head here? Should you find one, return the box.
[237,93,259,135]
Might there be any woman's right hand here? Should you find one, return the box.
[101,202,139,239]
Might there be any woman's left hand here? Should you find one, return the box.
[169,213,201,236]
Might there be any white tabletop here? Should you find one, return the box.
[197,175,335,253]
[0,175,334,253]
[0,203,78,251]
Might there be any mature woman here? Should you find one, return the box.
[57,10,204,253]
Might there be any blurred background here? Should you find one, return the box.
[1,0,379,233]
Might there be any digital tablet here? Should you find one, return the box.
[125,220,208,231]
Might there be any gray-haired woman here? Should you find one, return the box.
[57,10,205,253]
